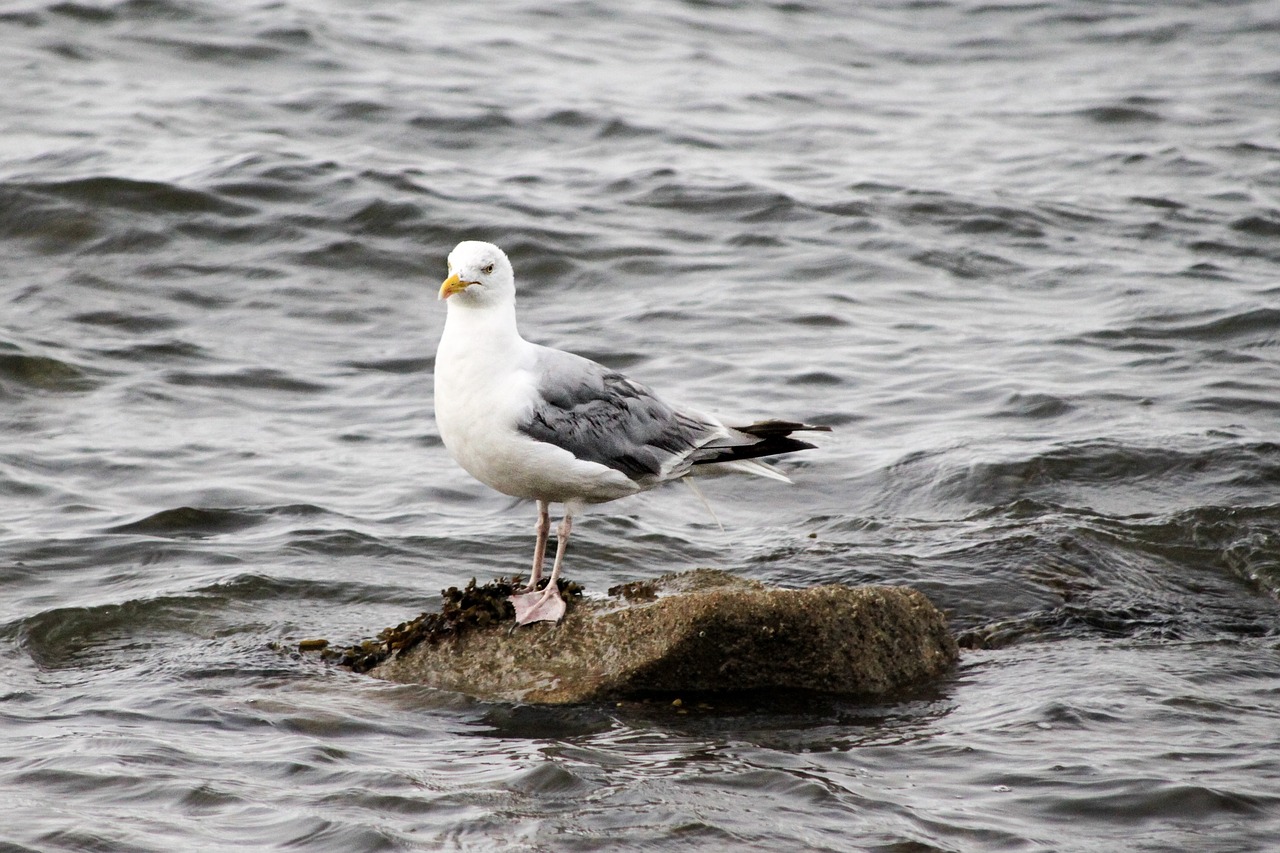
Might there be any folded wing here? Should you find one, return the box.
[519,347,828,488]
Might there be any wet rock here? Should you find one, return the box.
[364,569,958,704]
[324,577,581,673]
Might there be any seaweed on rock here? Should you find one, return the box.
[318,577,582,673]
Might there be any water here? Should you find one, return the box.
[3,0,1280,849]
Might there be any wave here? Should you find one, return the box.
[913,437,1280,516]
[10,571,382,670]
[0,344,96,394]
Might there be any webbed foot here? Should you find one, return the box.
[509,588,566,625]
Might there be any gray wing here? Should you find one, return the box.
[519,347,719,484]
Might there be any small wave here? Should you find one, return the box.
[995,392,1078,420]
[1146,504,1280,598]
[82,226,170,255]
[47,2,117,23]
[785,370,845,387]
[0,175,262,255]
[892,193,1051,239]
[414,110,518,134]
[162,367,330,394]
[1231,215,1280,238]
[105,503,332,539]
[1176,261,1235,282]
[342,355,433,374]
[1129,195,1185,210]
[949,496,1280,648]
[0,186,99,249]
[15,591,213,669]
[1075,21,1192,46]
[0,347,96,394]
[91,339,208,364]
[72,310,182,333]
[345,199,422,235]
[626,178,807,224]
[1042,781,1272,823]
[786,313,851,329]
[45,0,200,24]
[106,506,264,537]
[937,438,1280,507]
[12,570,378,669]
[912,247,1025,278]
[407,110,517,150]
[0,8,41,25]
[281,528,407,558]
[125,32,293,63]
[11,176,254,217]
[532,108,670,142]
[1075,104,1163,124]
[292,238,422,275]
[1079,307,1280,347]
[324,99,391,122]
[1187,238,1280,263]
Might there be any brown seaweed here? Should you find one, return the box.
[313,577,582,673]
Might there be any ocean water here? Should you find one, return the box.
[3,0,1280,850]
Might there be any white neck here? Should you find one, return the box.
[440,298,524,357]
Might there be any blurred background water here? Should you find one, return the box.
[3,0,1280,850]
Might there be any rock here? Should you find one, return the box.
[365,569,958,704]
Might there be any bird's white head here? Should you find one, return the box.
[438,241,515,308]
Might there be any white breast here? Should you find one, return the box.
[433,307,639,505]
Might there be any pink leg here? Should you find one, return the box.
[521,500,551,593]
[511,508,572,625]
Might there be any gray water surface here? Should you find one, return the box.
[3,1,1280,850]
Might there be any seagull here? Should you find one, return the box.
[434,241,829,625]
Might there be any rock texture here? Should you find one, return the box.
[368,569,958,704]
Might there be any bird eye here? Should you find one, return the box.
[482,264,494,275]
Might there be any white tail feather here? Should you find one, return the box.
[697,458,794,484]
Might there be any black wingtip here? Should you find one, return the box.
[693,419,829,467]
[734,419,833,438]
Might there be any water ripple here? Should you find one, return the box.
[4,0,1280,849]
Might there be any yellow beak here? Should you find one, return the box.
[438,273,473,301]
